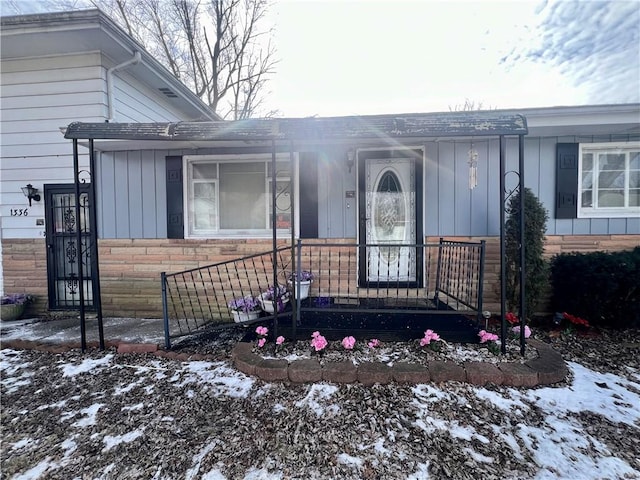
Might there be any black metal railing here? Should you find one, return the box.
[161,238,485,348]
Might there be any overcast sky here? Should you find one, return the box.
[3,0,639,117]
[264,0,640,117]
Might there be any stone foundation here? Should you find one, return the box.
[2,234,637,319]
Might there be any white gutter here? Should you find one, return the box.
[106,51,141,122]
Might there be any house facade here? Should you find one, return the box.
[61,105,639,319]
[1,13,638,320]
[0,9,218,313]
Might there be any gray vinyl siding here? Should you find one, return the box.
[94,134,640,240]
[95,149,171,239]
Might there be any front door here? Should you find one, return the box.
[358,149,423,286]
[45,184,96,309]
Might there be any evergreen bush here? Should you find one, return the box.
[505,187,549,318]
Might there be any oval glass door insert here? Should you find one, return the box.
[373,170,405,263]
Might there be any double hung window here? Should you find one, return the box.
[185,155,292,237]
[579,142,640,218]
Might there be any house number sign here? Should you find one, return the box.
[10,208,29,216]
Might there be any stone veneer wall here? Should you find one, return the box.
[2,235,638,318]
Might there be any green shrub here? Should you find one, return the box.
[505,188,549,319]
[550,247,640,329]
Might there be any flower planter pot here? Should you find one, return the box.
[259,292,290,314]
[1,303,25,321]
[232,310,261,323]
[288,280,312,300]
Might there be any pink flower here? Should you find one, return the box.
[311,331,320,338]
[368,339,380,348]
[255,326,268,336]
[276,336,285,345]
[311,334,328,352]
[257,338,266,348]
[420,337,431,347]
[341,336,356,350]
[478,330,499,343]
[423,329,441,342]
[512,325,532,338]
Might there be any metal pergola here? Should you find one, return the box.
[64,111,528,354]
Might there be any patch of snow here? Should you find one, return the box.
[359,437,390,456]
[295,384,340,416]
[272,403,286,413]
[474,388,529,412]
[1,374,33,395]
[1,350,34,394]
[95,463,116,479]
[490,425,524,460]
[337,453,364,469]
[174,361,254,398]
[72,403,104,427]
[243,468,283,479]
[113,379,145,395]
[462,447,493,463]
[61,355,114,377]
[186,441,219,480]
[121,403,144,412]
[201,469,227,480]
[517,416,639,480]
[253,384,273,398]
[11,457,57,480]
[407,462,430,479]
[411,384,448,402]
[524,362,640,426]
[414,415,489,444]
[102,429,145,452]
[11,438,36,450]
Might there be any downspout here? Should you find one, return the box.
[106,51,141,122]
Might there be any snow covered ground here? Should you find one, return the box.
[1,342,639,480]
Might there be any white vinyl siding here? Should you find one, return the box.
[0,53,102,239]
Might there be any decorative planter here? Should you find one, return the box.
[259,292,290,314]
[232,310,261,323]
[1,303,25,321]
[289,280,312,300]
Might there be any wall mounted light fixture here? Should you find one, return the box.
[21,184,41,206]
[346,149,355,173]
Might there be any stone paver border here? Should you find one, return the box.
[231,339,568,387]
[1,338,567,387]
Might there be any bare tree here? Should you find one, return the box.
[449,98,496,112]
[93,0,278,119]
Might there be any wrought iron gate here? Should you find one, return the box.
[45,184,96,309]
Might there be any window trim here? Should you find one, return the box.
[577,141,640,218]
[183,153,298,239]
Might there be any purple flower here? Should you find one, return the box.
[228,296,259,313]
[1,293,32,305]
[288,270,315,282]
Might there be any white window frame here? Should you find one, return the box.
[183,153,298,238]
[578,141,640,218]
